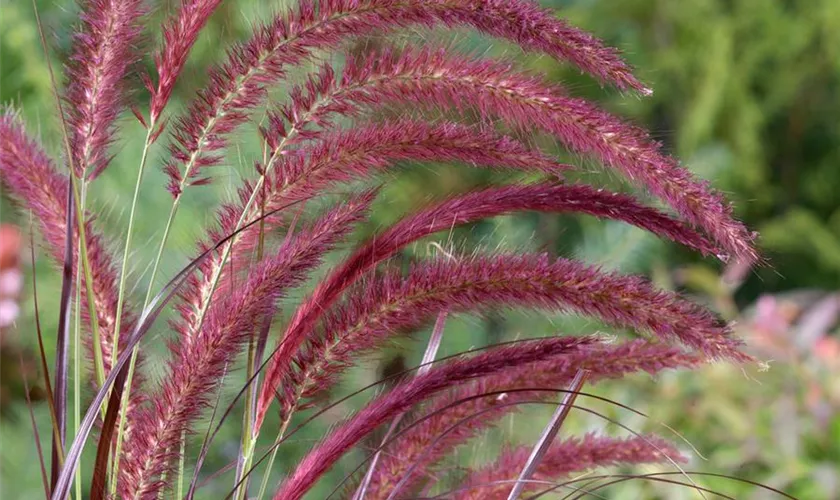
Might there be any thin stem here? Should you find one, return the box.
[110,182,178,494]
[109,347,140,495]
[114,99,219,494]
[254,417,293,500]
[234,328,259,500]
[107,123,156,495]
[176,430,187,499]
[72,180,89,500]
[111,125,154,371]
[68,173,107,391]
[233,140,271,500]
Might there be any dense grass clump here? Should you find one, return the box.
[0,1,773,499]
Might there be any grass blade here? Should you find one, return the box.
[506,369,589,500]
[50,179,73,489]
[21,353,51,499]
[89,353,128,500]
[28,224,62,451]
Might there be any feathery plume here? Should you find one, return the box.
[233,122,565,269]
[284,46,756,264]
[273,335,600,500]
[171,124,565,368]
[456,434,685,499]
[149,0,225,122]
[0,113,142,387]
[7,2,763,496]
[256,183,724,426]
[367,340,701,495]
[163,0,646,194]
[65,0,145,179]
[118,192,375,499]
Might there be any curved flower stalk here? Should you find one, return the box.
[166,0,653,351]
[365,340,701,495]
[172,123,566,351]
[7,2,764,499]
[288,46,756,265]
[255,182,732,428]
[163,0,647,195]
[455,434,685,499]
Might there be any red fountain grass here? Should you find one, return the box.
[65,0,146,180]
[0,1,768,499]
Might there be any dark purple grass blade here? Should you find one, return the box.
[53,245,201,499]
[90,356,129,500]
[253,310,274,385]
[21,353,51,499]
[507,370,589,500]
[50,200,300,500]
[29,226,62,449]
[50,178,73,490]
[30,0,78,490]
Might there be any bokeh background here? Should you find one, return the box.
[2,0,839,497]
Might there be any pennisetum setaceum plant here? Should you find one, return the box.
[0,0,789,499]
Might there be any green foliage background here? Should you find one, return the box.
[2,0,839,498]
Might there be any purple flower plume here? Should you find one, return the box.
[246,120,564,260]
[149,0,225,123]
[171,123,565,362]
[368,340,700,494]
[163,0,646,195]
[118,192,375,499]
[1,113,148,472]
[3,2,760,497]
[65,0,145,180]
[282,46,756,265]
[273,335,601,500]
[456,434,685,499]
[255,182,726,427]
[319,253,739,373]
[0,114,143,391]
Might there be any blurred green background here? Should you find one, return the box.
[1,0,839,498]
